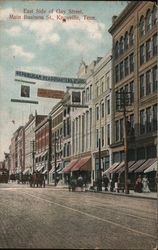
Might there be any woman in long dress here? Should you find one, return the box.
[142,175,150,193]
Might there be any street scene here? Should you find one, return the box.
[0,0,158,249]
[0,182,157,249]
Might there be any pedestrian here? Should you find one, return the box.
[103,175,109,191]
[142,175,150,193]
[135,175,142,193]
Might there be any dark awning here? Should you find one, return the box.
[62,160,78,173]
[117,161,135,174]
[128,159,146,173]
[135,158,157,173]
[71,157,91,172]
[103,162,119,175]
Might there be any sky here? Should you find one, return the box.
[0,0,128,161]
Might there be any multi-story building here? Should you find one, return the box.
[34,116,51,178]
[17,126,25,174]
[109,2,157,163]
[24,112,46,174]
[92,51,112,181]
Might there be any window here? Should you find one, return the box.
[64,109,66,117]
[96,129,99,148]
[146,39,151,61]
[107,124,110,145]
[101,126,104,147]
[124,32,128,50]
[129,26,134,46]
[107,76,110,89]
[82,91,85,105]
[140,74,145,98]
[153,5,157,26]
[140,16,145,36]
[115,65,119,83]
[120,87,124,109]
[86,87,89,102]
[107,99,110,115]
[124,57,128,76]
[140,44,145,65]
[130,114,134,129]
[130,81,134,104]
[140,110,145,134]
[64,120,66,137]
[96,83,99,97]
[147,146,156,158]
[115,41,119,58]
[137,148,145,160]
[64,143,66,157]
[125,84,129,105]
[115,91,119,111]
[120,37,124,54]
[153,65,157,91]
[153,104,157,131]
[115,120,119,142]
[101,81,104,93]
[120,61,123,80]
[153,33,157,56]
[120,118,123,141]
[96,106,99,120]
[90,85,92,100]
[146,10,151,32]
[67,117,70,136]
[67,142,70,157]
[101,102,104,118]
[146,107,152,132]
[130,53,134,73]
[146,70,151,95]
[113,152,120,163]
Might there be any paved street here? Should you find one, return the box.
[0,182,157,249]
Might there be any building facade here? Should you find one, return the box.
[109,1,157,163]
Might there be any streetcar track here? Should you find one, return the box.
[20,190,157,240]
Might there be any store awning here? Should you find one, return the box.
[111,161,125,174]
[62,160,78,173]
[71,157,91,172]
[103,162,119,175]
[42,169,47,174]
[36,165,44,172]
[128,159,146,173]
[135,158,157,173]
[49,165,55,174]
[41,151,48,158]
[116,161,135,174]
[23,168,30,175]
[144,161,157,173]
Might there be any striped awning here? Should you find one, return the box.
[135,158,157,173]
[103,162,119,175]
[117,161,135,174]
[71,157,91,172]
[144,161,157,173]
[128,159,146,173]
[62,160,78,173]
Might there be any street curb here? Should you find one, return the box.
[87,190,158,200]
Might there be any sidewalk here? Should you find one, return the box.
[88,189,157,200]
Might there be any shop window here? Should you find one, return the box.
[137,148,145,160]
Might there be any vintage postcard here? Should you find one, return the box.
[0,0,157,249]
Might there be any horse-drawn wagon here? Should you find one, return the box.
[0,169,9,183]
[30,172,45,188]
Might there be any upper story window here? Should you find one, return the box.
[96,106,99,121]
[120,61,124,80]
[124,57,128,76]
[115,91,119,111]
[124,32,128,50]
[82,91,85,105]
[129,26,134,46]
[130,81,134,104]
[153,5,157,26]
[101,102,104,118]
[153,65,157,91]
[115,65,119,83]
[120,119,124,141]
[129,53,134,73]
[96,83,99,97]
[107,99,110,115]
[140,74,145,98]
[140,110,145,134]
[146,70,151,95]
[115,41,119,58]
[120,37,124,54]
[153,104,157,131]
[90,85,92,100]
[140,44,145,65]
[153,33,157,56]
[146,39,152,61]
[146,9,152,32]
[140,16,145,37]
[115,120,119,142]
[101,81,104,93]
[146,107,152,132]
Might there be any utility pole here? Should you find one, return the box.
[31,140,35,173]
[117,89,132,194]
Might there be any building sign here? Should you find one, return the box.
[37,88,65,99]
[21,85,30,98]
[72,91,81,103]
[15,71,86,84]
[11,99,38,104]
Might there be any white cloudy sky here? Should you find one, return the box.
[0,0,128,160]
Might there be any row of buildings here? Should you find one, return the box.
[3,1,157,186]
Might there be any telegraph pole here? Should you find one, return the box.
[117,89,132,194]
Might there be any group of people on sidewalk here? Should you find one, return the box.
[103,174,150,193]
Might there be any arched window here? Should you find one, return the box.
[129,26,134,46]
[153,5,157,26]
[124,31,128,50]
[146,9,151,32]
[115,41,119,58]
[140,16,145,36]
[120,36,124,54]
